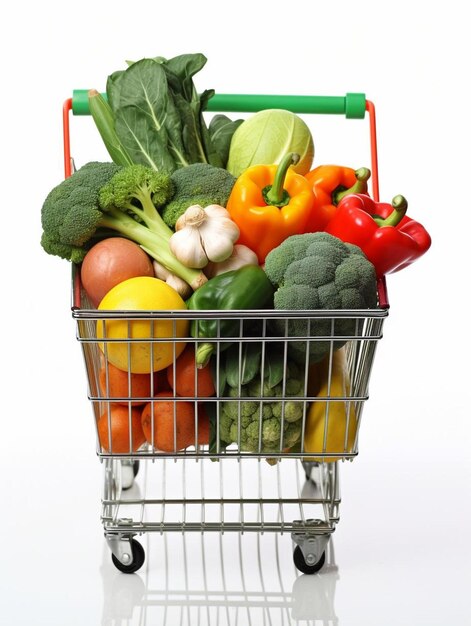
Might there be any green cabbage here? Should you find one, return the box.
[226,109,314,178]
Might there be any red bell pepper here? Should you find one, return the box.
[304,165,371,232]
[325,193,432,277]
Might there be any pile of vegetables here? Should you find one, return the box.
[40,52,432,460]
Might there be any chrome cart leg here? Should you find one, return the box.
[121,459,139,490]
[302,460,319,481]
[106,533,145,574]
[292,519,332,574]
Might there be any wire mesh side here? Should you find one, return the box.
[101,457,341,535]
[74,299,386,461]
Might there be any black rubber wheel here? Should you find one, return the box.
[293,545,326,574]
[133,460,140,478]
[111,538,145,574]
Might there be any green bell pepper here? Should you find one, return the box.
[187,264,274,368]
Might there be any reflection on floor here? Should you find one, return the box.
[100,530,340,625]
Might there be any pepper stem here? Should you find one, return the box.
[196,342,215,369]
[263,153,300,207]
[373,195,408,227]
[333,167,371,204]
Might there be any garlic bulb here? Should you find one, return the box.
[152,260,193,299]
[170,204,240,269]
[205,244,259,278]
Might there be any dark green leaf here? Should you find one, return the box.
[164,55,220,166]
[210,356,227,397]
[104,53,218,171]
[265,343,286,389]
[173,92,208,164]
[225,342,263,388]
[163,53,208,101]
[110,59,177,171]
[209,114,244,168]
[198,89,223,167]
[162,92,191,168]
[106,70,125,110]
[114,106,175,171]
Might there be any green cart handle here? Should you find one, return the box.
[71,89,367,119]
[64,89,378,204]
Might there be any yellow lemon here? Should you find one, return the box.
[97,276,188,373]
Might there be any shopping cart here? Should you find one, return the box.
[64,91,389,574]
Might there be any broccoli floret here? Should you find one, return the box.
[218,409,235,444]
[272,399,304,423]
[264,232,378,363]
[41,161,121,263]
[99,163,174,213]
[161,163,236,228]
[40,162,207,290]
[219,358,307,454]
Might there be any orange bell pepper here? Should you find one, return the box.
[226,153,315,263]
[304,165,370,232]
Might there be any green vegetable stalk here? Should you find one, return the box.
[88,90,134,167]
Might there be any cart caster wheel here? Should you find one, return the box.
[133,460,140,478]
[293,545,325,575]
[111,538,145,574]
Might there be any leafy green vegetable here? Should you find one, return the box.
[224,342,263,388]
[108,59,181,171]
[264,344,285,389]
[100,53,241,173]
[208,114,243,167]
[210,358,227,397]
[223,341,285,389]
[226,108,314,178]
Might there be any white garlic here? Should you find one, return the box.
[205,244,259,278]
[170,204,240,269]
[152,259,193,299]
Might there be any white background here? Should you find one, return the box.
[1,1,470,624]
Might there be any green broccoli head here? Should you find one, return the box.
[161,162,236,228]
[283,421,304,449]
[40,161,121,262]
[99,163,174,216]
[264,232,378,363]
[219,358,307,454]
[247,418,280,450]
